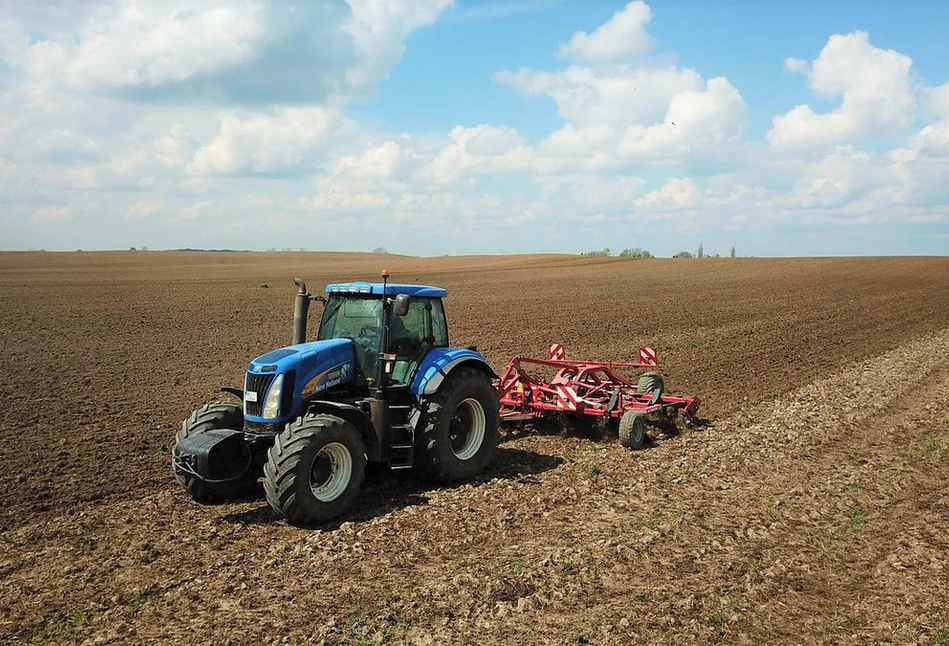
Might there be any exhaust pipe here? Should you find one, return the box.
[292,277,309,345]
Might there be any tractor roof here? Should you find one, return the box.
[324,282,447,298]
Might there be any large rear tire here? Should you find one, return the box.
[173,403,258,503]
[263,414,367,524]
[416,368,500,483]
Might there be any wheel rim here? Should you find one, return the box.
[449,398,486,460]
[309,442,353,502]
[634,418,645,443]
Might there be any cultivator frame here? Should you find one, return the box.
[496,344,700,425]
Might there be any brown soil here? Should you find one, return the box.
[1,251,947,644]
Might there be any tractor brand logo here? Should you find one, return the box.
[302,363,342,397]
[302,362,352,396]
[318,368,342,393]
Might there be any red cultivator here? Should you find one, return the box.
[496,344,701,449]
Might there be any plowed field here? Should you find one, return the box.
[1,251,947,644]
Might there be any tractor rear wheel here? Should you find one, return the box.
[618,410,648,450]
[263,414,367,524]
[416,368,500,483]
[173,402,258,503]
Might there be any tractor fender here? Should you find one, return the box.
[411,348,497,397]
[304,400,380,461]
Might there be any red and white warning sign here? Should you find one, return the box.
[555,384,580,410]
[639,346,658,366]
[548,343,566,360]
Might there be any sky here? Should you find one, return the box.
[1,0,948,257]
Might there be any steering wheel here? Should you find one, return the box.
[359,325,378,339]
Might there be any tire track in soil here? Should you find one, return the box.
[2,327,947,645]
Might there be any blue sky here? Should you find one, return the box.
[1,0,948,256]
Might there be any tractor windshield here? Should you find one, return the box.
[318,293,449,387]
[318,295,383,382]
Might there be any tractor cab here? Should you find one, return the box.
[317,282,449,389]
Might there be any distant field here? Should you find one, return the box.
[1,251,947,644]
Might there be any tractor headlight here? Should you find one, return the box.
[262,373,284,419]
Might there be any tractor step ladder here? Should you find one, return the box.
[388,404,415,470]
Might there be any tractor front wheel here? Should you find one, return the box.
[416,368,500,483]
[263,414,367,524]
[172,403,258,503]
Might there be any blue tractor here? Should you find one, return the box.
[172,271,500,524]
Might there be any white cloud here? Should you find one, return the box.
[492,73,747,172]
[344,0,454,91]
[178,200,213,221]
[32,206,72,223]
[493,2,746,172]
[557,1,656,62]
[425,125,534,183]
[634,177,699,210]
[496,65,702,129]
[25,129,102,164]
[908,121,949,157]
[925,82,949,119]
[540,174,645,210]
[617,77,747,159]
[125,200,161,221]
[769,32,916,150]
[311,187,392,212]
[327,139,422,183]
[0,18,30,64]
[65,2,264,91]
[784,57,808,74]
[154,124,195,168]
[9,0,453,105]
[188,107,337,175]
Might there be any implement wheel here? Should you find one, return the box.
[637,372,665,405]
[264,414,366,524]
[618,410,647,450]
[416,368,500,483]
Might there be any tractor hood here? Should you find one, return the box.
[248,338,352,376]
[244,338,355,423]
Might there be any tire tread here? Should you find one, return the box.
[415,368,500,483]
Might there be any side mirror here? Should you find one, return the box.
[393,293,410,317]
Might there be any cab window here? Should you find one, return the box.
[318,295,382,381]
[388,297,445,385]
[431,299,449,346]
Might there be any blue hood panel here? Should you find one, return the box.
[245,338,355,423]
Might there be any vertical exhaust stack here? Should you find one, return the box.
[292,278,309,345]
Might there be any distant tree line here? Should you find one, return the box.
[580,247,653,258]
[673,244,738,258]
[580,247,611,257]
[619,247,652,258]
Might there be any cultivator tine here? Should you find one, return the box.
[606,389,620,413]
